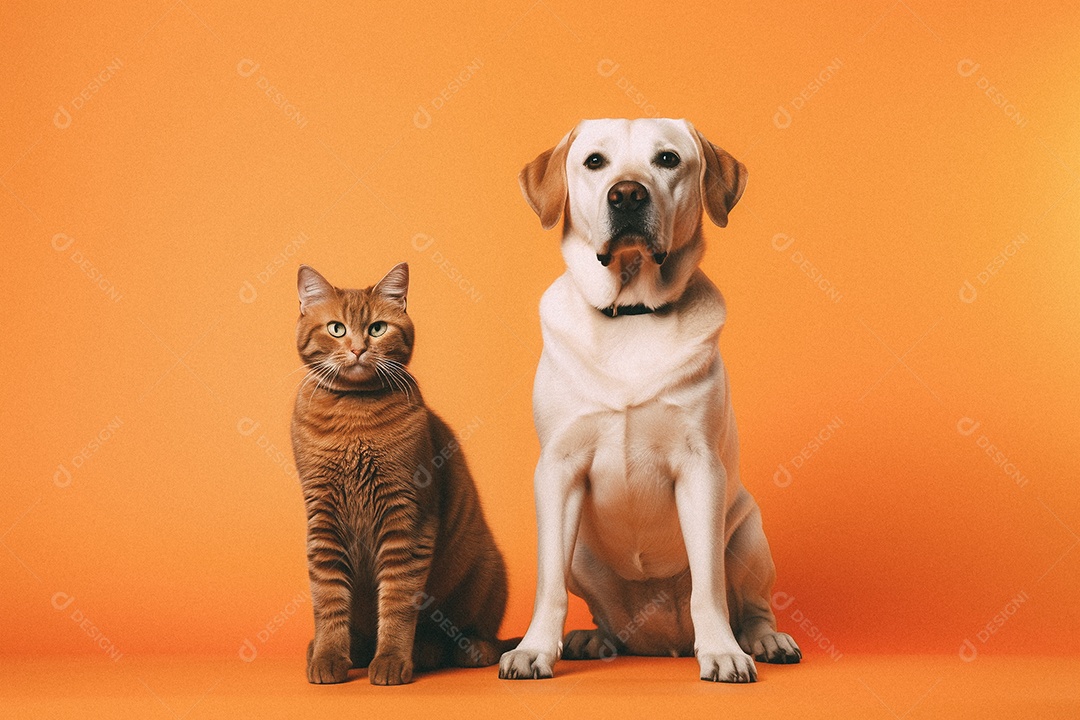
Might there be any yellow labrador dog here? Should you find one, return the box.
[499,119,801,683]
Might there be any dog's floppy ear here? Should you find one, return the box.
[693,128,747,228]
[519,129,576,230]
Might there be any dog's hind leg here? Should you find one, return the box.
[726,505,801,664]
[562,627,620,660]
[567,545,694,659]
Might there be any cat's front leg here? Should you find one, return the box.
[305,503,354,684]
[369,521,435,685]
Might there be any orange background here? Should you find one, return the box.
[3,0,1079,693]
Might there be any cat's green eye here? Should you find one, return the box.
[368,321,388,337]
[327,321,346,337]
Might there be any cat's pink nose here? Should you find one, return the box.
[350,348,362,359]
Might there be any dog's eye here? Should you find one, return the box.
[584,153,607,170]
[655,151,681,168]
[327,321,346,337]
[368,321,388,337]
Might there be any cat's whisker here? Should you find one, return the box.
[299,368,326,407]
[317,361,340,390]
[382,359,418,403]
[373,364,396,394]
[376,359,403,396]
[305,358,334,375]
[387,366,415,404]
[305,361,340,404]
[382,360,412,401]
[398,375,415,403]
[326,361,344,392]
[376,361,406,397]
[306,367,337,409]
[383,358,416,382]
[296,360,332,399]
[280,362,317,385]
[312,364,334,391]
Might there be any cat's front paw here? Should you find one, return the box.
[307,653,351,684]
[368,653,414,685]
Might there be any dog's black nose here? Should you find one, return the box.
[608,181,649,212]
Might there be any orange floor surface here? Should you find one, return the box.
[3,654,1078,719]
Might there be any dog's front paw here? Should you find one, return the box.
[698,651,757,683]
[498,647,557,679]
[307,653,351,684]
[368,652,414,685]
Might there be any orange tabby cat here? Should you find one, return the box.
[291,263,510,685]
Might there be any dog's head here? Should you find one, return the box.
[520,119,746,267]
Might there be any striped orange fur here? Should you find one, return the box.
[291,263,510,685]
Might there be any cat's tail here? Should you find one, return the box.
[497,637,524,654]
[454,637,523,667]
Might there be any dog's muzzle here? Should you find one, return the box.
[596,180,666,267]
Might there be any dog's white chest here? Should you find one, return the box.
[591,324,704,407]
[579,398,700,579]
[534,273,730,581]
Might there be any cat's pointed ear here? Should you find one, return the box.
[297,265,335,314]
[373,262,409,310]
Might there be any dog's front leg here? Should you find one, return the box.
[675,453,758,683]
[499,449,588,680]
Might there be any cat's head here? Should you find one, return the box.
[295,263,415,392]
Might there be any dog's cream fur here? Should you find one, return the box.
[499,119,800,683]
